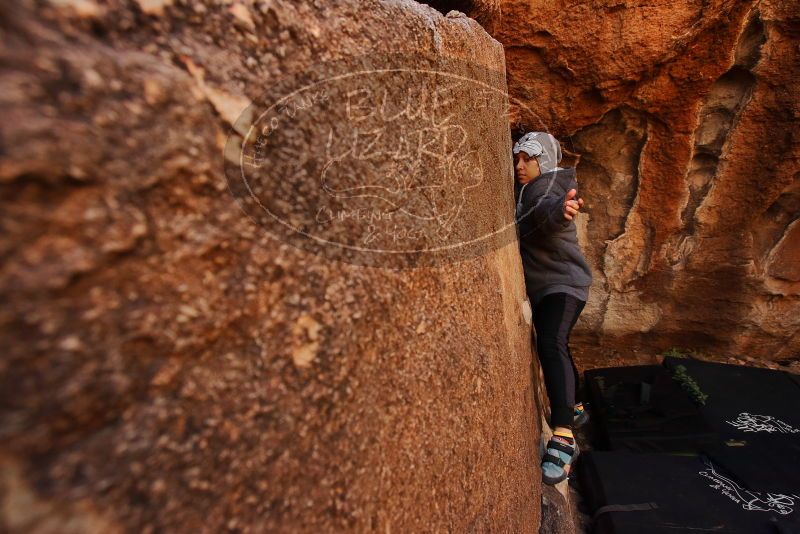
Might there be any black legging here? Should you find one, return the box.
[531,292,586,429]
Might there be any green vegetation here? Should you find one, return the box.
[671,364,709,405]
[662,347,690,359]
[661,347,711,360]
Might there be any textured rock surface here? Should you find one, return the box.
[481,0,800,363]
[0,1,542,532]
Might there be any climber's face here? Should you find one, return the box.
[515,152,540,184]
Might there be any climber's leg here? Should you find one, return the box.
[532,292,585,429]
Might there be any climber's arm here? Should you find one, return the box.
[518,188,570,235]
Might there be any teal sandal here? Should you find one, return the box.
[574,402,590,427]
[541,433,579,485]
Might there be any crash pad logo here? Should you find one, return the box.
[224,54,524,267]
[726,412,800,434]
[699,461,799,515]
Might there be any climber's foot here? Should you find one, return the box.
[542,428,579,485]
[573,402,589,428]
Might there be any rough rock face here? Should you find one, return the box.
[0,1,541,532]
[482,0,800,362]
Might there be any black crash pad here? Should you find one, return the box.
[584,365,716,452]
[579,450,800,534]
[662,357,800,440]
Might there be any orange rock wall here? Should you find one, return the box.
[483,0,800,361]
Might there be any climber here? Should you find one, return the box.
[513,131,593,486]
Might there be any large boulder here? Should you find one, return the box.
[0,1,541,531]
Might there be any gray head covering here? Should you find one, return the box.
[513,131,562,174]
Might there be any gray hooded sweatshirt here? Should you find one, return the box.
[514,167,592,308]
